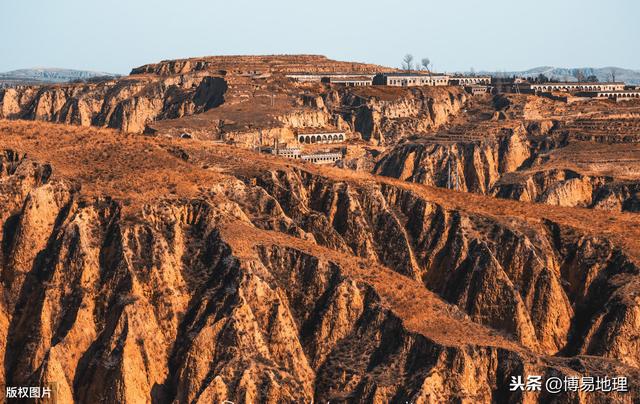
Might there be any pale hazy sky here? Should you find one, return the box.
[2,0,639,74]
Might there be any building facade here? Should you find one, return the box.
[271,147,301,159]
[374,73,449,87]
[528,82,625,92]
[286,74,325,82]
[576,90,640,101]
[465,85,493,95]
[297,132,346,144]
[301,152,342,164]
[322,76,372,86]
[450,76,492,86]
[287,73,376,83]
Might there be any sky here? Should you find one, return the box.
[1,0,639,74]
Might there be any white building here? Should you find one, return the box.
[528,82,625,92]
[322,76,372,86]
[286,73,376,83]
[449,76,492,86]
[297,132,346,144]
[271,147,301,159]
[465,85,493,95]
[374,73,449,87]
[577,90,640,101]
[301,152,342,164]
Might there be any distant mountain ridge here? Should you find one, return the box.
[482,66,640,84]
[0,67,119,87]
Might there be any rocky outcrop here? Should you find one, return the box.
[375,127,640,212]
[277,109,334,131]
[323,87,466,144]
[0,75,228,133]
[494,169,640,212]
[591,182,640,212]
[374,126,531,193]
[196,84,466,147]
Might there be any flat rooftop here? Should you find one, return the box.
[297,128,345,134]
[382,72,448,77]
[579,90,640,93]
[328,76,373,81]
[530,82,625,86]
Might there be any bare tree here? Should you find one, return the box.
[402,54,414,71]
[573,69,586,82]
[610,70,617,82]
[421,58,431,72]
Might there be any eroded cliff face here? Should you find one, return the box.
[375,126,640,212]
[494,169,640,212]
[250,168,640,362]
[322,87,466,144]
[2,147,639,403]
[200,85,466,148]
[0,75,228,133]
[374,125,532,193]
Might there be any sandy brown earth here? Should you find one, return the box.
[1,55,640,403]
[0,117,639,403]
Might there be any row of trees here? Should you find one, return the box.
[534,69,615,84]
[401,54,431,71]
[572,69,599,82]
[533,72,598,84]
[576,70,617,82]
